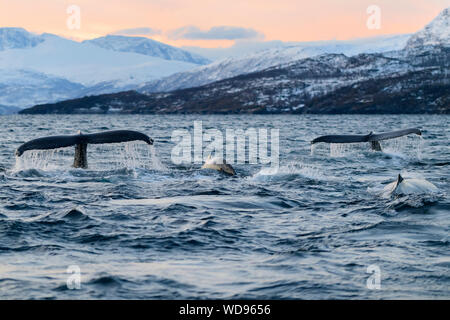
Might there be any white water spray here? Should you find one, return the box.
[252,161,336,182]
[14,148,72,171]
[115,142,167,171]
[381,135,423,159]
[329,143,363,157]
[13,142,167,172]
[310,135,423,158]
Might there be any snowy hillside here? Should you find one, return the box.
[0,32,199,87]
[0,29,203,108]
[4,7,449,111]
[84,35,210,65]
[0,69,86,109]
[0,28,43,51]
[23,7,450,115]
[22,46,449,115]
[139,34,410,93]
[406,7,449,48]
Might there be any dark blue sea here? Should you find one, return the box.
[0,114,448,299]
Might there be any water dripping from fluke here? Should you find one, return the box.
[13,129,157,172]
[310,135,423,159]
[13,142,167,172]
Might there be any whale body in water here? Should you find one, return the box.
[201,155,236,176]
[384,174,438,195]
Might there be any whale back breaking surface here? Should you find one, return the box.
[201,155,236,176]
[384,174,439,195]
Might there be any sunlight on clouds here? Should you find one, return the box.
[0,0,447,46]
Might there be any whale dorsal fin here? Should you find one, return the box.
[395,174,404,189]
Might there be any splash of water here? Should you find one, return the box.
[310,143,318,155]
[329,143,363,157]
[311,142,365,157]
[381,135,423,159]
[13,142,167,172]
[14,148,72,171]
[91,141,167,170]
[149,145,167,171]
[311,135,423,158]
[252,162,334,182]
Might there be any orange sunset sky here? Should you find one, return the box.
[1,0,449,47]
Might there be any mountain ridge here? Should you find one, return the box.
[20,46,450,115]
[0,28,206,108]
[11,7,450,114]
[0,27,43,51]
[138,34,411,94]
[83,35,210,65]
[406,8,449,49]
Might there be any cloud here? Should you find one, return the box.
[111,27,162,36]
[168,26,264,40]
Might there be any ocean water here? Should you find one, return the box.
[0,114,448,299]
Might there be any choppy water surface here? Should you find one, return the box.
[0,114,448,299]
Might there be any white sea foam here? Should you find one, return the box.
[251,162,335,182]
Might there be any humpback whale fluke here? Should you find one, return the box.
[311,128,422,151]
[16,130,154,169]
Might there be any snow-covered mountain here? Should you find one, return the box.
[406,8,449,49]
[138,7,449,95]
[0,69,87,109]
[0,31,201,87]
[23,46,449,115]
[139,34,410,93]
[84,35,210,65]
[4,7,449,111]
[23,8,449,115]
[0,29,205,108]
[183,34,411,61]
[0,27,43,51]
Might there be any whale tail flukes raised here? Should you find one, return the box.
[311,128,421,151]
[16,130,154,169]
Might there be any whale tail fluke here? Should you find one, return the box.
[16,130,154,169]
[311,128,422,151]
